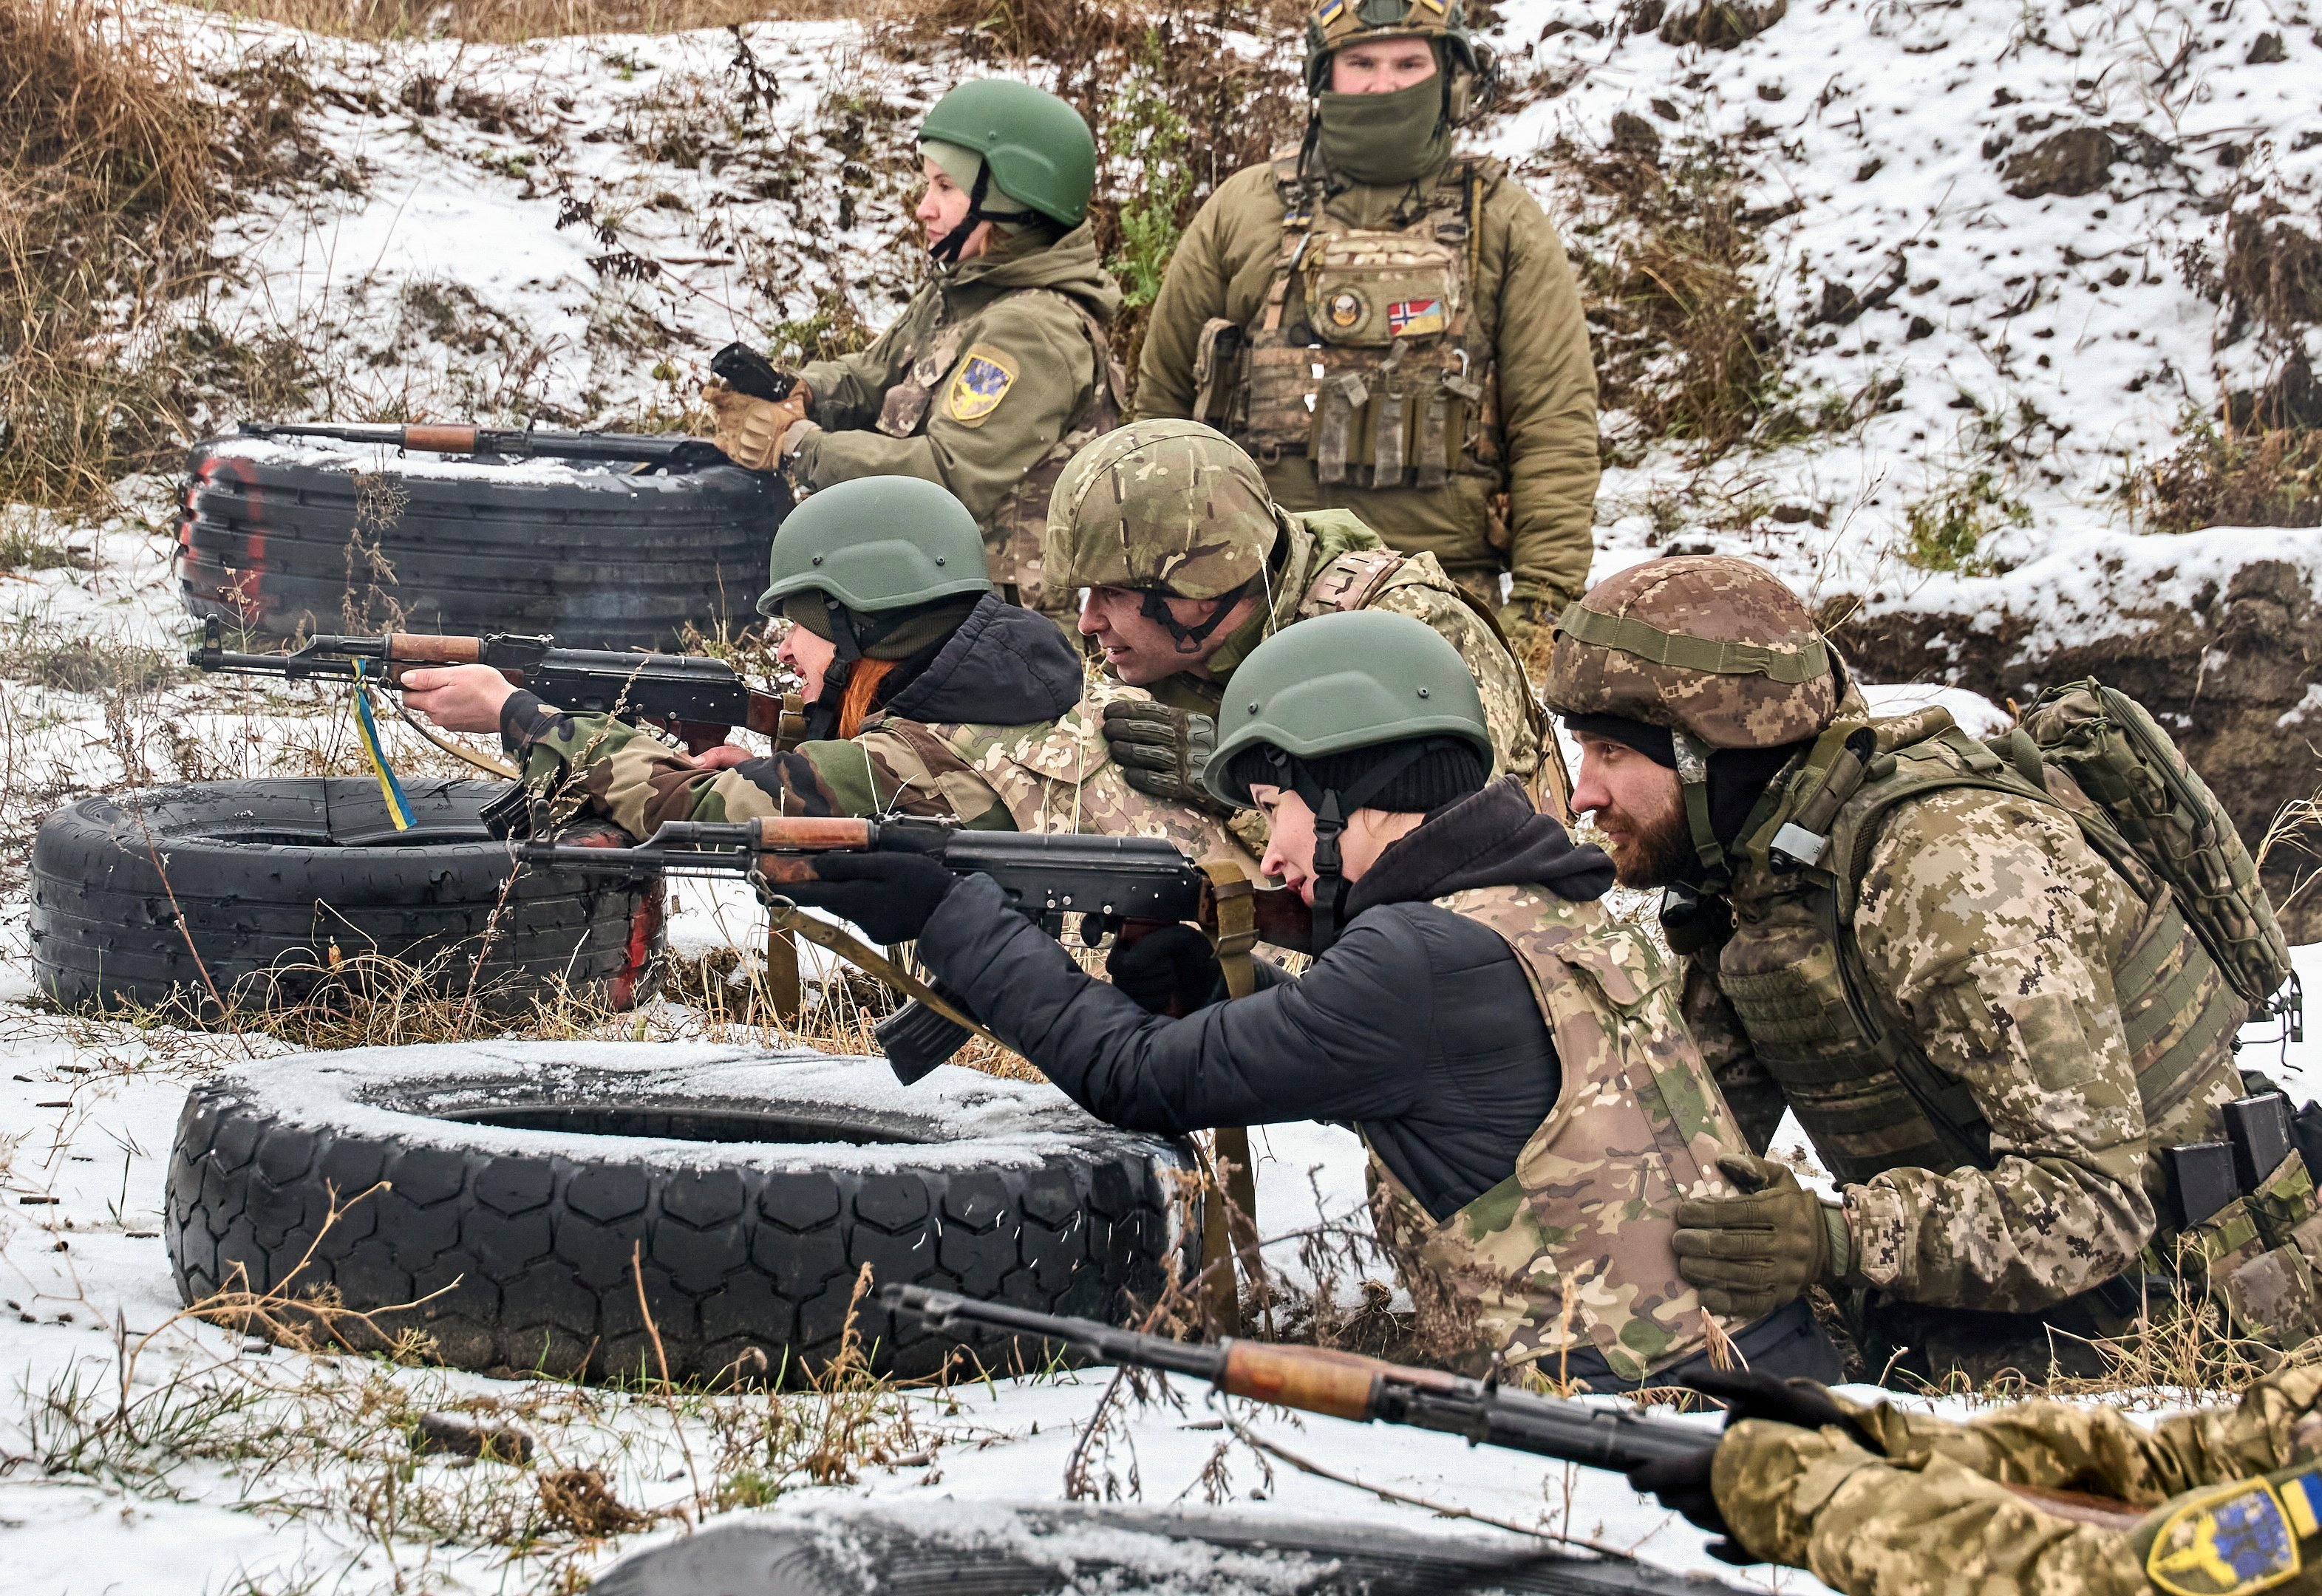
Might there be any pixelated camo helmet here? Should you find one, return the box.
[1304,0,1483,95]
[1540,556,1839,751]
[1043,420,1281,600]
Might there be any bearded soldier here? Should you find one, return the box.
[1134,0,1598,658]
[1539,556,2261,1384]
[1630,1365,2322,1596]
[701,79,1123,618]
[401,477,1242,864]
[776,612,1842,1388]
[1053,419,1567,838]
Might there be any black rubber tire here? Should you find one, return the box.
[592,1501,1742,1595]
[27,779,661,1017]
[165,1044,1195,1385]
[176,434,790,650]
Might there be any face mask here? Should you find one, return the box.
[1314,74,1450,186]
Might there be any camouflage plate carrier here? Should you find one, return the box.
[1192,151,1502,494]
[1369,884,1746,1383]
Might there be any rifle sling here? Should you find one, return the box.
[760,901,1013,1057]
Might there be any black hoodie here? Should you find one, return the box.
[918,778,1618,1219]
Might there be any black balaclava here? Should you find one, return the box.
[1227,735,1487,952]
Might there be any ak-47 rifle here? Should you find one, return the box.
[524,816,1310,1080]
[189,618,797,755]
[235,420,736,471]
[882,1286,2151,1532]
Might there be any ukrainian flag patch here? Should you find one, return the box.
[1315,0,1346,24]
[2148,1479,2302,1596]
[946,346,1018,426]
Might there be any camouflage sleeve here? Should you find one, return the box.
[1683,952,1788,1155]
[1362,579,1541,785]
[1711,1420,2147,1596]
[792,726,1013,829]
[1845,786,2156,1312]
[796,305,915,431]
[790,296,1091,527]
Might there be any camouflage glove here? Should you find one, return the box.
[1670,1155,1848,1321]
[704,378,809,471]
[1101,699,1230,815]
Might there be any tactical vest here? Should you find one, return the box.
[874,289,1125,614]
[1194,151,1500,492]
[1709,709,2247,1201]
[919,680,1252,867]
[1366,884,1744,1382]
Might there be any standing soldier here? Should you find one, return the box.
[1133,0,1599,659]
[701,80,1124,620]
[1539,556,2278,1385]
[1055,419,1567,839]
[401,477,1244,867]
[775,612,1842,1390]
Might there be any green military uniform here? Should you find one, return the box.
[1541,556,2259,1383]
[1134,0,1599,642]
[1714,1368,2322,1596]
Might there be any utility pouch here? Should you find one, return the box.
[1191,318,1245,430]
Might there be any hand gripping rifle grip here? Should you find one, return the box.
[875,1000,973,1085]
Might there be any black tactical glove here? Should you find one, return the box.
[1102,700,1228,813]
[1670,1154,1841,1321]
[1105,924,1224,1016]
[1625,1368,1870,1563]
[774,850,958,945]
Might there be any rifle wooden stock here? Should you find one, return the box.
[401,424,480,453]
[1222,1340,1400,1422]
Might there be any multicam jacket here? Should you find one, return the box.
[1715,1367,2322,1596]
[1369,883,1746,1384]
[791,225,1124,615]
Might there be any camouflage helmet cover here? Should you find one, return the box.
[1541,556,1839,749]
[1043,418,1281,599]
[1304,0,1481,95]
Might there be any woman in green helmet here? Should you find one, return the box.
[703,78,1123,621]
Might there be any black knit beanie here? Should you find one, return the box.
[1227,735,1488,815]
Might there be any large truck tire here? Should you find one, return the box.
[176,434,789,651]
[592,1500,1742,1595]
[165,1043,1195,1385]
[27,779,660,1017]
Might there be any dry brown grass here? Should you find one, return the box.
[2131,409,2322,533]
[185,0,862,40]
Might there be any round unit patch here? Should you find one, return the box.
[1327,291,1363,329]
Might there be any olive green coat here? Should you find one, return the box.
[1134,157,1599,609]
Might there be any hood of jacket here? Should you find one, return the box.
[939,221,1122,324]
[1346,777,1615,915]
[879,592,1087,729]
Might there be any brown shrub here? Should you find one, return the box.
[187,0,859,40]
[2134,414,2322,533]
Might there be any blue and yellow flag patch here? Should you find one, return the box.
[946,346,1018,426]
[2148,1478,2304,1596]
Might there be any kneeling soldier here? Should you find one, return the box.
[402,477,1241,863]
[777,610,1841,1389]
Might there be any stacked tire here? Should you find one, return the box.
[176,434,789,651]
[27,779,661,1019]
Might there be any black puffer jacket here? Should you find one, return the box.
[916,779,1616,1219]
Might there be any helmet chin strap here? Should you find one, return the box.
[1265,740,1431,955]
[800,598,865,743]
[1140,576,1253,655]
[927,162,1047,267]
[1670,728,1732,893]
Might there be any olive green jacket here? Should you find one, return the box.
[1133,157,1598,608]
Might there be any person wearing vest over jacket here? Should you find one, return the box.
[1131,0,1598,661]
[1539,556,2261,1387]
[399,477,1244,868]
[698,80,1125,621]
[774,610,1843,1390]
[1051,418,1569,858]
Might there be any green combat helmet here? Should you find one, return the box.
[1045,419,1279,651]
[1205,609,1492,947]
[1304,0,1488,104]
[918,79,1097,262]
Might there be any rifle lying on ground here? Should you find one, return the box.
[525,816,1311,1080]
[189,618,797,754]
[236,420,738,471]
[882,1285,2151,1533]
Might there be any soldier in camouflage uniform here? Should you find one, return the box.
[1634,1365,2322,1596]
[1538,556,2255,1385]
[1133,0,1598,655]
[1052,419,1569,841]
[779,610,1841,1388]
[401,477,1243,864]
[701,79,1123,618]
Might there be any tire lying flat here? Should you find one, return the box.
[166,1043,1195,1384]
[176,435,789,651]
[28,779,660,1017]
[592,1500,1742,1595]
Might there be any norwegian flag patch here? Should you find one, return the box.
[1386,298,1446,337]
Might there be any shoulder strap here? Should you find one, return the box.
[1298,546,1406,615]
